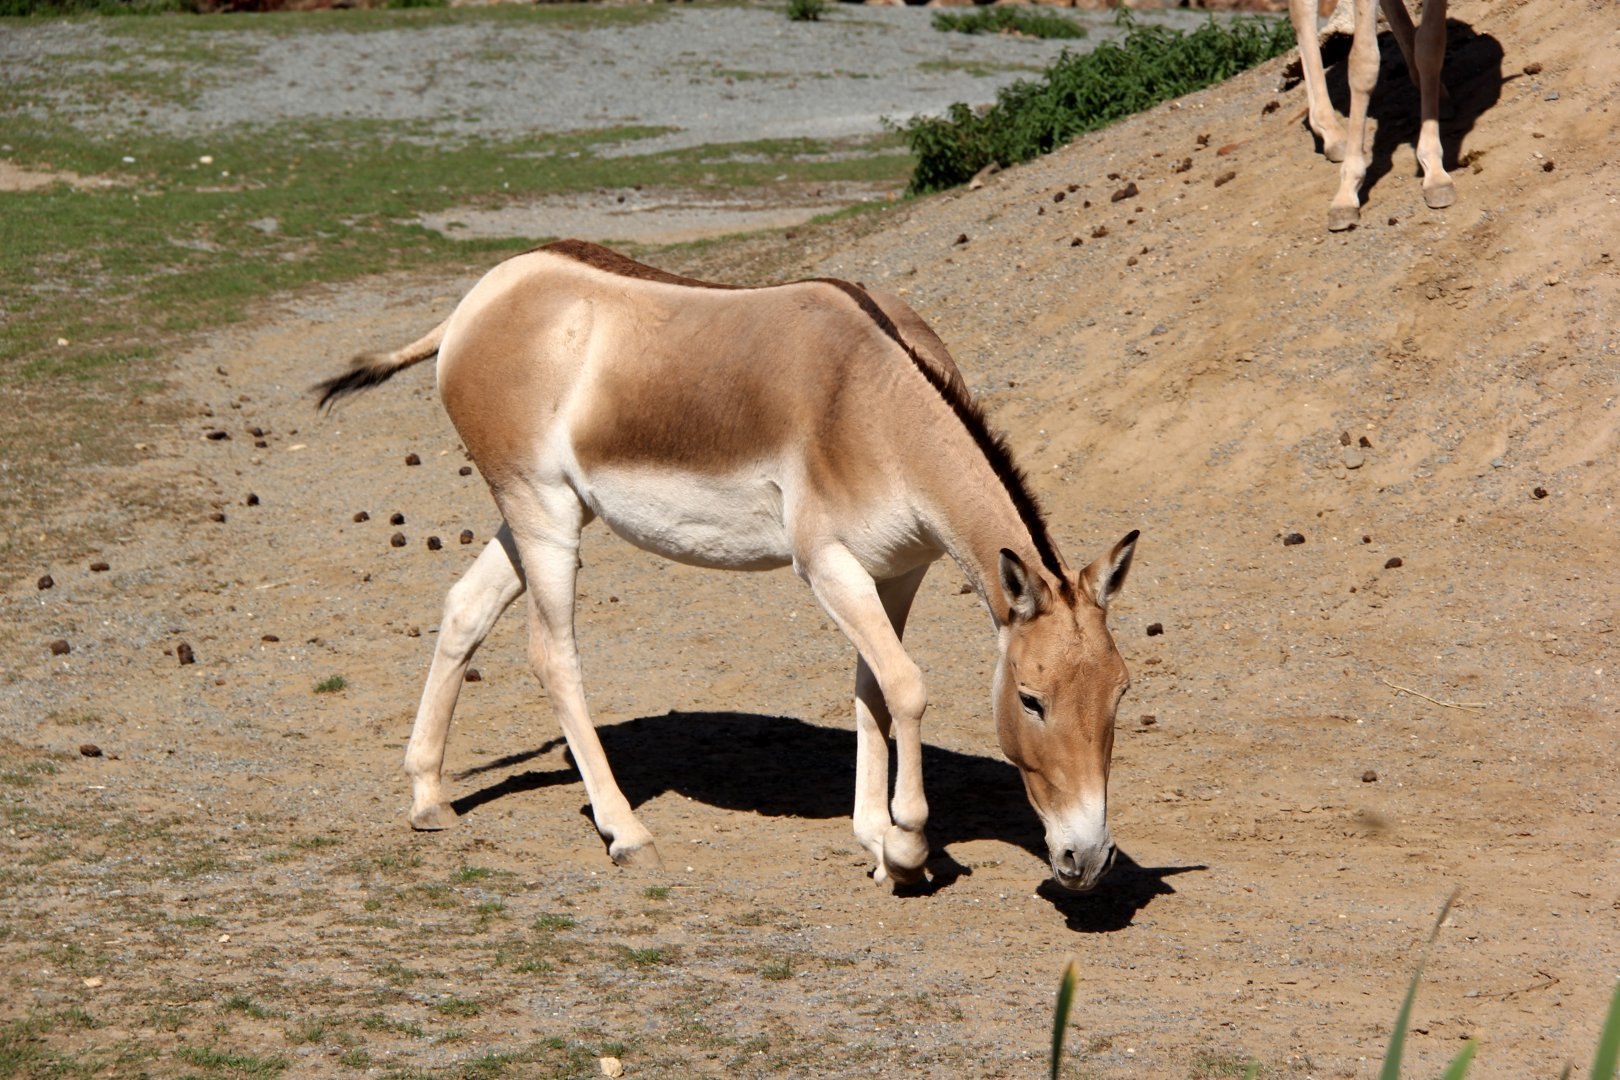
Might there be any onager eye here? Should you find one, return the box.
[1018,690,1046,721]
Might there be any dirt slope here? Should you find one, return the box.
[2,0,1616,1076]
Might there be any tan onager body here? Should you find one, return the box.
[1289,0,1455,229]
[317,240,1139,892]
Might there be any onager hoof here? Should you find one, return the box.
[880,826,929,886]
[1424,180,1457,210]
[610,839,664,871]
[410,801,459,831]
[1327,204,1361,232]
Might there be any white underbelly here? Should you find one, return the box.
[579,465,793,571]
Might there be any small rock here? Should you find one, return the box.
[1544,90,1559,102]
[1173,157,1192,174]
[1110,181,1138,203]
[1339,431,1352,446]
[407,626,421,638]
[1070,237,1083,247]
[1342,447,1365,469]
[1541,160,1555,172]
[1091,225,1109,238]
[599,1057,625,1079]
[254,440,268,449]
[90,561,110,573]
[353,511,370,523]
[953,233,969,246]
[177,642,195,665]
[390,532,407,548]
[49,639,71,656]
[390,512,405,526]
[1145,622,1164,637]
[465,669,482,683]
[459,529,475,545]
[1362,535,1372,544]
[37,574,54,590]
[261,634,280,643]
[206,430,230,441]
[405,453,421,466]
[1361,770,1378,783]
[459,465,473,477]
[1384,557,1403,569]
[1052,190,1066,203]
[1490,457,1506,469]
[1522,61,1543,75]
[1358,435,1372,448]
[426,535,442,551]
[247,426,264,438]
[1532,486,1548,499]
[1139,714,1157,727]
[210,512,226,523]
[79,743,102,758]
[1388,216,1399,226]
[1283,532,1306,546]
[1213,171,1236,188]
[246,493,259,506]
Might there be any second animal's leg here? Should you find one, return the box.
[1289,0,1349,162]
[504,489,662,869]
[803,545,930,886]
[404,525,526,830]
[1328,0,1382,230]
[1377,0,1455,118]
[850,565,930,884]
[1412,0,1455,208]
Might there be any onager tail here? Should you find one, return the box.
[313,318,450,410]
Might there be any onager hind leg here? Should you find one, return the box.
[502,487,662,869]
[803,546,931,886]
[850,566,930,886]
[405,525,526,830]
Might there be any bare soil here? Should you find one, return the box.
[2,0,1616,1077]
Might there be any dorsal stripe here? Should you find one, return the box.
[542,240,1068,588]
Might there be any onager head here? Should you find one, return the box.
[993,531,1137,893]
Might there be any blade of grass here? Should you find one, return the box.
[1051,960,1077,1080]
[1591,979,1620,1080]
[1379,890,1459,1080]
[1439,1040,1477,1080]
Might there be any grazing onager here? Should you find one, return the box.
[1288,0,1455,230]
[316,240,1139,892]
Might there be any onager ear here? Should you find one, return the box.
[998,548,1051,624]
[1079,530,1139,610]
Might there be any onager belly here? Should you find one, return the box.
[580,465,793,571]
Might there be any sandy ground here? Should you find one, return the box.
[2,0,1617,1077]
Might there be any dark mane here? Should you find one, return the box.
[812,278,1068,592]
[542,240,1066,587]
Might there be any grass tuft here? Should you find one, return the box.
[932,6,1086,40]
[313,675,347,694]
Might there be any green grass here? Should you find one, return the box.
[533,912,576,932]
[900,9,1294,193]
[313,675,347,694]
[932,6,1087,40]
[173,1044,290,1077]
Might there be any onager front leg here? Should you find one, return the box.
[851,567,929,885]
[1328,0,1383,230]
[805,547,931,886]
[404,525,526,830]
[1288,0,1349,162]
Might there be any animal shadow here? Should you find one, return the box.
[1293,18,1506,201]
[451,710,1199,923]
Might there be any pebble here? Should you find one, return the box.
[405,453,421,466]
[90,561,110,573]
[177,642,195,665]
[80,744,103,758]
[390,512,406,525]
[1213,170,1236,188]
[1110,181,1138,202]
[353,511,370,523]
[49,639,71,656]
[1532,486,1548,499]
[206,430,230,441]
[465,669,482,683]
[390,532,407,548]
[246,493,260,506]
[1283,532,1306,546]
[211,512,227,523]
[247,426,264,438]
[1342,447,1365,469]
[426,536,442,551]
[459,466,473,477]
[1361,770,1378,783]
[460,529,475,545]
[37,574,54,590]
[261,634,280,643]
[1146,622,1164,637]
[1139,714,1157,727]
[1384,557,1403,569]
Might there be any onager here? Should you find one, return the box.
[1288,0,1455,230]
[317,240,1138,891]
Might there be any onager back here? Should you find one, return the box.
[318,240,1139,891]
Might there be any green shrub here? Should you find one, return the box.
[900,10,1295,194]
[786,0,824,22]
[932,6,1086,41]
